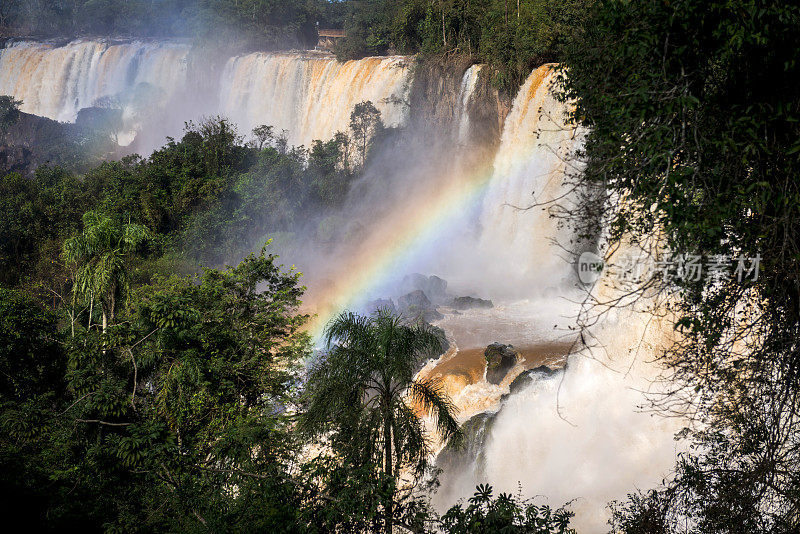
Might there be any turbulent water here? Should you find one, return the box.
[416,66,681,531]
[0,40,680,532]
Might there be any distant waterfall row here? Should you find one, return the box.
[0,40,189,124]
[220,53,411,148]
[0,40,416,149]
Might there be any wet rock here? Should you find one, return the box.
[400,273,448,303]
[450,296,493,310]
[398,289,431,309]
[436,411,495,479]
[484,342,519,385]
[0,145,33,174]
[1,110,118,176]
[507,365,559,396]
[364,298,396,314]
[75,106,123,132]
[398,290,444,322]
[421,309,445,322]
[425,275,448,301]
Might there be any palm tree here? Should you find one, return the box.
[301,310,462,534]
[62,211,149,333]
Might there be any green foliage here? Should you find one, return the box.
[0,288,64,401]
[63,211,151,330]
[302,310,461,533]
[0,166,96,286]
[104,249,308,530]
[561,0,800,531]
[0,289,72,530]
[0,95,22,140]
[441,484,575,534]
[350,100,384,168]
[251,123,274,149]
[334,0,397,60]
[0,111,362,295]
[1,0,320,48]
[180,122,354,264]
[1,248,311,530]
[334,0,589,90]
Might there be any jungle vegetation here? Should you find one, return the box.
[0,98,575,531]
[2,0,799,532]
[560,0,800,532]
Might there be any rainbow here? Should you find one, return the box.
[304,65,557,343]
[305,160,498,342]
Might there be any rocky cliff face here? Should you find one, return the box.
[0,110,123,175]
[408,56,511,159]
[1,112,73,175]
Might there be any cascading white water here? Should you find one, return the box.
[0,41,413,149]
[475,65,577,296]
[456,65,483,144]
[0,40,189,125]
[219,53,412,147]
[413,65,586,436]
[431,66,682,533]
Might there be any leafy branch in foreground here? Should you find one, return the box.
[558,1,800,531]
[441,484,575,534]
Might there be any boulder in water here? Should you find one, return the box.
[398,290,444,322]
[400,273,449,303]
[507,365,560,396]
[484,342,519,385]
[450,296,493,310]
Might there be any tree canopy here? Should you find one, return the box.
[302,310,461,533]
[561,0,800,531]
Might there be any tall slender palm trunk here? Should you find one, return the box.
[384,409,393,534]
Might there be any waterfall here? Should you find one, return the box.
[432,66,682,533]
[0,39,680,530]
[0,41,411,149]
[468,65,578,297]
[0,40,189,124]
[219,53,411,147]
[456,64,483,144]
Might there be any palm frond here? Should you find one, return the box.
[303,310,460,483]
[408,377,462,445]
[393,400,430,476]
